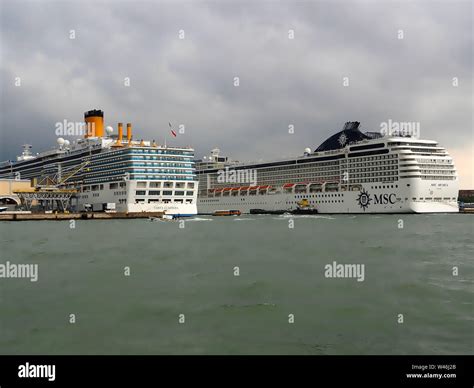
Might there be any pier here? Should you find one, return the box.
[0,212,164,221]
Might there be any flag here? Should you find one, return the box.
[169,122,177,137]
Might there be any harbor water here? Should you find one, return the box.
[0,214,472,354]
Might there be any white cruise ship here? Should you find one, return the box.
[196,122,459,214]
[0,110,198,216]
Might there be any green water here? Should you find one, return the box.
[0,214,472,355]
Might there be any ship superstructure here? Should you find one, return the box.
[196,122,458,214]
[0,110,198,216]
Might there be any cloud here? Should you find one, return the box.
[0,0,472,186]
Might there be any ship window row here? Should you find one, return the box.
[90,154,194,163]
[420,176,456,180]
[399,175,456,180]
[407,152,447,157]
[135,198,194,204]
[345,166,398,172]
[349,177,397,183]
[348,154,397,162]
[419,170,456,175]
[127,169,194,174]
[128,156,193,162]
[127,149,194,156]
[371,185,398,189]
[83,175,196,184]
[135,190,194,196]
[129,163,193,168]
[91,159,193,168]
[206,170,340,181]
[136,181,195,189]
[130,175,195,181]
[399,169,456,175]
[389,142,438,147]
[258,164,340,172]
[295,193,343,198]
[412,197,456,201]
[81,182,126,192]
[346,161,397,168]
[209,164,340,177]
[255,161,339,172]
[406,148,444,153]
[89,165,194,174]
[85,171,196,180]
[415,158,451,164]
[91,155,195,166]
[349,171,398,178]
[412,164,454,169]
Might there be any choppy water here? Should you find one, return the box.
[0,214,472,355]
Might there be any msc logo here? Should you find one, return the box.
[357,188,372,211]
[357,189,397,211]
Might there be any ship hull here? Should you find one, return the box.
[197,180,459,214]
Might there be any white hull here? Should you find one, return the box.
[76,179,199,216]
[197,179,459,214]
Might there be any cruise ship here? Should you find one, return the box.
[0,110,198,216]
[196,122,459,214]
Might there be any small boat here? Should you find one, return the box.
[213,209,241,216]
[250,208,286,215]
[149,214,177,221]
[291,207,319,215]
[290,198,318,214]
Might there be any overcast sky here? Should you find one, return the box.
[0,0,472,187]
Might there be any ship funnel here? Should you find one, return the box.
[118,123,123,143]
[84,109,104,138]
[126,123,132,143]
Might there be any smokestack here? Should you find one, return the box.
[84,109,104,138]
[118,123,123,143]
[126,123,132,143]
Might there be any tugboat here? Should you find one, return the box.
[290,199,318,215]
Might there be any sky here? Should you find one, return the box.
[0,0,472,187]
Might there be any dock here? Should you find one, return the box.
[0,212,164,221]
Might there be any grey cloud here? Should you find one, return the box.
[0,0,472,174]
